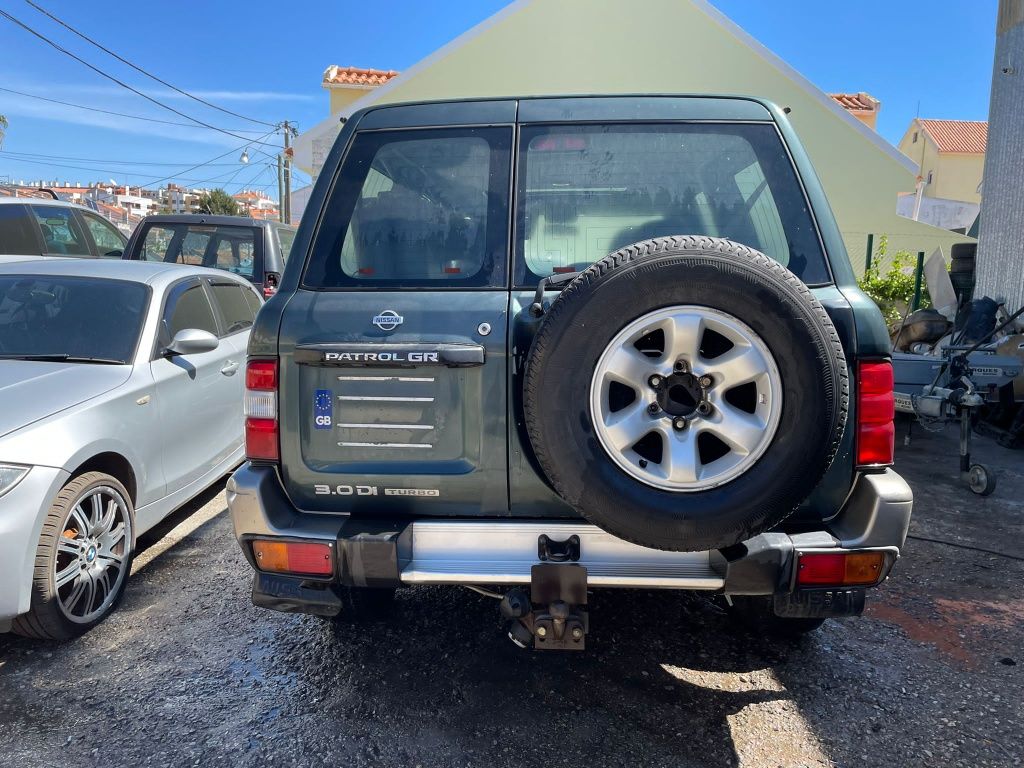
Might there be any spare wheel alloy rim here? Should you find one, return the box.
[53,485,132,623]
[589,305,783,492]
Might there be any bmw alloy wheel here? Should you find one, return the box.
[54,485,133,624]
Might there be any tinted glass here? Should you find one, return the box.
[242,284,262,316]
[168,285,218,337]
[29,205,91,256]
[136,223,257,278]
[274,226,295,263]
[0,205,38,254]
[0,276,146,362]
[214,236,255,278]
[303,127,512,288]
[516,124,829,285]
[81,212,127,256]
[209,282,255,335]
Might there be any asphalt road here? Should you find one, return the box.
[1,424,1021,768]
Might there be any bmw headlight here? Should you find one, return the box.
[0,464,29,498]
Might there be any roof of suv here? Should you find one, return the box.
[139,214,294,230]
[350,94,780,128]
[0,196,96,213]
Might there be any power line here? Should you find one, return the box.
[140,130,278,188]
[0,153,248,186]
[0,9,280,148]
[1,149,243,167]
[25,0,277,129]
[0,128,276,187]
[0,85,269,133]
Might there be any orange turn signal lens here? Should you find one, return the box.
[251,540,333,576]
[796,551,885,587]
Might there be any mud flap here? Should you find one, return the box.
[252,573,342,617]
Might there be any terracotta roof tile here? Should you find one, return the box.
[917,119,988,154]
[322,65,399,87]
[829,92,880,112]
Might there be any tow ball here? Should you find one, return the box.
[501,563,589,650]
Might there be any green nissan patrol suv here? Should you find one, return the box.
[227,96,911,649]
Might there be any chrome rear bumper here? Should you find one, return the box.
[402,520,723,589]
[228,465,912,606]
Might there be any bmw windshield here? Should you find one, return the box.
[0,276,148,364]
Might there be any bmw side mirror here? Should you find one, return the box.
[165,328,219,356]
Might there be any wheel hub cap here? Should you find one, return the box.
[656,372,704,417]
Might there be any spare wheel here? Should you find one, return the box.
[523,236,849,552]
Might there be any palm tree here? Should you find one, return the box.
[0,115,8,149]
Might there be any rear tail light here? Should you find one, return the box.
[796,551,886,587]
[856,360,895,467]
[251,539,333,576]
[245,360,278,461]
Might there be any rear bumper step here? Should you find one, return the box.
[402,521,723,588]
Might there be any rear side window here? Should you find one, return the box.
[208,282,256,335]
[136,223,258,279]
[167,285,218,338]
[303,127,512,289]
[515,123,829,285]
[0,205,38,254]
[29,205,91,256]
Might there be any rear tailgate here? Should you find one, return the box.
[276,290,509,516]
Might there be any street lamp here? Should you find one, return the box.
[239,149,250,164]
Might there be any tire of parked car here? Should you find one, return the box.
[13,472,135,641]
[523,236,849,552]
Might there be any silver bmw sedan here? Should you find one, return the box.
[0,259,260,639]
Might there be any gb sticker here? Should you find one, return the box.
[314,389,333,429]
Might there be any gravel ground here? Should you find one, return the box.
[1,423,1021,768]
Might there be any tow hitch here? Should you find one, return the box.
[501,563,589,650]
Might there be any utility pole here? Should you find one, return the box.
[277,153,285,224]
[283,120,294,225]
[274,120,296,225]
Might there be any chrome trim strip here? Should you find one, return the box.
[338,441,433,449]
[337,395,434,402]
[337,423,434,430]
[336,375,435,382]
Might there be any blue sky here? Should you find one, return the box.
[0,0,997,198]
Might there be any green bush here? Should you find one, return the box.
[857,236,931,326]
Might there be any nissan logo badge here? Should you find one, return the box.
[372,310,404,331]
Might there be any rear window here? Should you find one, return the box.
[303,127,512,289]
[136,223,258,279]
[515,123,829,286]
